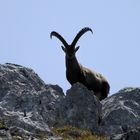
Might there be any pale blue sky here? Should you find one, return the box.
[0,0,140,95]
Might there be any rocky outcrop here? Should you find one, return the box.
[100,88,140,135]
[110,127,140,140]
[57,83,102,132]
[0,63,64,139]
[0,63,140,139]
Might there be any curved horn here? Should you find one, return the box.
[50,31,68,47]
[71,27,93,47]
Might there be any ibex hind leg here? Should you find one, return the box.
[100,82,110,100]
[94,92,102,101]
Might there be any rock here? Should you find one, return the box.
[100,87,140,135]
[0,63,140,139]
[0,63,64,139]
[0,129,12,140]
[57,83,102,132]
[46,136,63,140]
[110,127,140,140]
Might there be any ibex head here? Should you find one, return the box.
[50,27,93,58]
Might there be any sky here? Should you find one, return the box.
[0,0,140,95]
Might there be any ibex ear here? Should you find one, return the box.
[61,46,66,52]
[75,46,80,53]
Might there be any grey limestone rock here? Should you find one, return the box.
[110,127,140,140]
[0,63,140,139]
[57,82,102,132]
[100,87,140,135]
[0,63,64,139]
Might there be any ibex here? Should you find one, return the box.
[50,27,110,100]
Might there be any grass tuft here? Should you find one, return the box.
[52,125,108,140]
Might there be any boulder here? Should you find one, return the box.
[57,83,102,132]
[100,87,140,135]
[110,127,140,140]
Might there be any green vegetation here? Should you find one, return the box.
[52,126,108,140]
[35,132,49,139]
[13,136,24,140]
[0,119,7,129]
[0,120,108,140]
